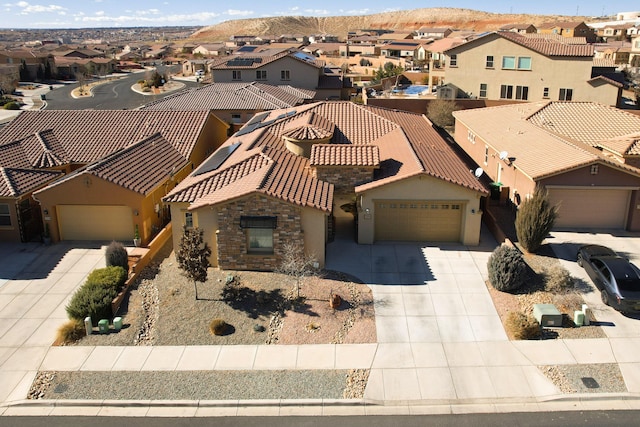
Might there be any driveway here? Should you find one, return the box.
[0,242,106,403]
[547,229,640,338]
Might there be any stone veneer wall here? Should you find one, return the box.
[215,194,304,270]
[311,166,374,192]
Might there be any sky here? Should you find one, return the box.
[0,0,638,29]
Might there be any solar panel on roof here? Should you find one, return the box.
[245,111,269,126]
[192,142,240,176]
[237,46,258,52]
[292,52,316,63]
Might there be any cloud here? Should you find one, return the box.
[14,1,67,14]
[72,11,222,24]
[225,9,253,17]
[303,9,329,15]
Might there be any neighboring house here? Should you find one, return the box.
[537,21,596,42]
[380,40,422,59]
[210,50,346,100]
[443,32,621,106]
[424,37,466,89]
[182,59,210,76]
[499,24,537,34]
[453,101,640,230]
[164,102,488,271]
[193,43,227,57]
[0,50,56,81]
[593,41,632,65]
[415,27,453,39]
[141,82,315,130]
[597,24,634,41]
[631,35,640,65]
[0,110,229,244]
[54,57,116,78]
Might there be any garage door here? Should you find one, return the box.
[57,205,134,241]
[374,200,463,242]
[547,188,630,229]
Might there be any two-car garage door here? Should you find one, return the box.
[374,200,463,242]
[547,188,630,229]
[57,205,134,241]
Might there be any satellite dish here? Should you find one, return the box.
[474,167,484,178]
[499,151,509,160]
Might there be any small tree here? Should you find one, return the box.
[176,226,211,300]
[427,99,460,128]
[276,242,317,299]
[487,245,528,292]
[515,188,558,253]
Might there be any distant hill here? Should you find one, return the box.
[191,7,593,41]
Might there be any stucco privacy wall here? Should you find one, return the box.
[357,175,483,245]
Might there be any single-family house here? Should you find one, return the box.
[537,21,596,42]
[415,27,453,40]
[380,40,422,59]
[443,32,621,106]
[0,110,228,244]
[499,24,537,34]
[193,43,227,57]
[164,102,488,271]
[453,101,640,230]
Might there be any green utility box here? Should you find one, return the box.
[98,319,110,334]
[113,317,123,331]
[533,304,563,327]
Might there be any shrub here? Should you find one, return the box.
[3,101,20,110]
[66,282,117,325]
[515,188,558,253]
[209,318,228,336]
[86,266,127,292]
[506,311,541,340]
[56,319,86,344]
[105,241,129,272]
[544,265,575,294]
[487,245,528,292]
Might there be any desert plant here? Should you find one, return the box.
[276,242,318,298]
[209,318,228,335]
[105,241,129,272]
[85,266,127,292]
[487,245,528,292]
[56,319,86,344]
[3,101,20,110]
[505,311,541,340]
[544,265,575,294]
[515,188,558,253]
[176,226,211,300]
[66,281,118,325]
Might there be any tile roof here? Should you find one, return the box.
[0,167,62,197]
[141,82,313,111]
[453,102,640,180]
[497,32,594,56]
[310,144,380,167]
[210,50,323,70]
[166,101,488,213]
[588,75,623,87]
[282,112,335,141]
[592,57,617,67]
[0,110,211,163]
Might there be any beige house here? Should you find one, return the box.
[165,102,487,271]
[537,21,596,42]
[443,32,621,106]
[453,102,640,230]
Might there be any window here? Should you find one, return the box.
[467,130,476,144]
[184,212,193,228]
[0,204,10,226]
[543,87,549,98]
[502,56,516,69]
[485,55,494,68]
[515,85,529,100]
[484,146,489,164]
[500,84,513,99]
[559,88,573,101]
[240,216,277,254]
[256,70,267,80]
[591,165,599,175]
[517,56,531,70]
[231,113,242,123]
[280,70,290,80]
[449,54,457,67]
[479,83,487,98]
[232,70,242,80]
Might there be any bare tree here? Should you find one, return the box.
[276,242,318,299]
[176,226,211,300]
[427,98,460,128]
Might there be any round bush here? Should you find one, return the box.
[56,319,86,344]
[3,101,20,110]
[66,282,118,325]
[209,318,228,336]
[506,312,541,340]
[487,245,528,292]
[105,241,129,272]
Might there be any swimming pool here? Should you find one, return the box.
[391,85,430,96]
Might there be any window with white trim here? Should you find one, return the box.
[280,70,290,80]
[184,212,193,228]
[543,87,549,98]
[591,165,599,175]
[0,204,10,226]
[515,85,529,100]
[449,54,457,67]
[559,88,573,101]
[500,84,513,99]
[232,70,242,80]
[467,130,476,144]
[517,56,531,70]
[485,55,494,68]
[256,70,267,80]
[484,146,489,165]
[231,113,242,123]
[502,56,516,69]
[479,83,487,98]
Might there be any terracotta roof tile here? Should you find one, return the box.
[0,167,62,197]
[587,75,623,88]
[0,110,210,163]
[282,112,335,141]
[310,144,380,167]
[498,32,593,56]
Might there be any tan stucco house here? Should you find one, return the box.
[165,102,488,271]
[453,101,640,230]
[0,110,228,244]
[443,31,621,106]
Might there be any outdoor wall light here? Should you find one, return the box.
[471,209,476,214]
[133,209,139,216]
[43,209,48,215]
[365,208,370,214]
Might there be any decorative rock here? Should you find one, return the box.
[330,293,342,309]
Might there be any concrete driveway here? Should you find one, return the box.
[547,230,640,338]
[0,242,106,403]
